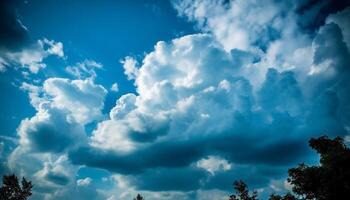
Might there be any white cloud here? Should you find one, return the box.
[110,83,119,92]
[15,77,107,153]
[1,38,64,73]
[109,93,136,120]
[174,0,293,52]
[91,120,138,153]
[91,34,254,152]
[173,0,315,87]
[66,59,103,79]
[43,78,107,124]
[20,82,43,109]
[41,38,64,57]
[196,156,232,175]
[20,77,107,125]
[121,56,139,80]
[77,177,92,187]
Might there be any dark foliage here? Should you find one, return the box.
[134,193,145,200]
[268,193,297,200]
[229,180,258,200]
[229,136,350,200]
[288,136,350,200]
[0,174,33,200]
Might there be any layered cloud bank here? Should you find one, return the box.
[3,0,350,199]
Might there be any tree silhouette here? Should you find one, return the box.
[133,193,145,200]
[229,136,350,200]
[268,193,297,200]
[288,136,350,200]
[229,180,258,200]
[0,174,33,200]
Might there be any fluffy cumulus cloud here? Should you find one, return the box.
[16,77,107,153]
[67,1,350,199]
[8,76,107,199]
[4,0,350,199]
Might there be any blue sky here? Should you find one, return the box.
[0,0,350,199]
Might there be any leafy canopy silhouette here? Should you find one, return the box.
[268,193,297,200]
[0,174,33,200]
[288,136,350,200]
[134,193,145,200]
[229,180,258,200]
[229,136,350,200]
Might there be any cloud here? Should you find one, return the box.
[77,177,92,187]
[7,76,107,199]
[173,0,350,52]
[1,38,65,73]
[43,38,64,57]
[17,106,86,153]
[258,69,303,116]
[69,2,350,195]
[34,155,75,187]
[295,0,350,30]
[173,0,292,51]
[43,78,107,124]
[66,60,103,79]
[126,167,206,191]
[4,0,350,199]
[26,155,104,200]
[70,138,204,174]
[110,83,119,92]
[326,7,350,50]
[104,174,195,200]
[121,56,139,80]
[196,156,232,175]
[13,77,107,153]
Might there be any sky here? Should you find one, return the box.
[0,0,350,199]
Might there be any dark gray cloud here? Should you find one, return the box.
[18,107,86,153]
[46,173,71,186]
[296,0,350,31]
[202,165,286,191]
[71,133,301,174]
[69,138,206,174]
[128,167,206,191]
[258,69,303,115]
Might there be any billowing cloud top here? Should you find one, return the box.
[2,0,350,199]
